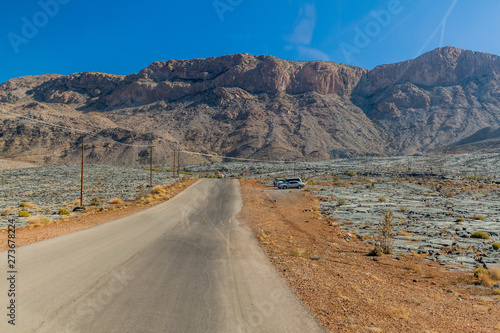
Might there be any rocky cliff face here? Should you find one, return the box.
[0,46,499,164]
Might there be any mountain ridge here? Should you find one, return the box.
[1,46,499,165]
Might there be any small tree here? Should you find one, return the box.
[376,210,394,254]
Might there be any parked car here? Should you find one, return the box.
[278,180,305,189]
[273,178,285,187]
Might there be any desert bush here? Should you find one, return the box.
[400,206,407,213]
[493,242,500,250]
[345,170,357,177]
[18,211,30,217]
[470,231,490,239]
[291,248,309,258]
[333,176,339,182]
[337,198,347,206]
[375,210,394,254]
[108,198,123,205]
[28,216,52,226]
[90,197,102,206]
[378,196,387,202]
[472,214,485,220]
[311,205,319,211]
[151,186,165,195]
[490,266,500,280]
[58,208,70,215]
[368,246,384,257]
[19,202,27,207]
[474,268,488,278]
[456,217,465,222]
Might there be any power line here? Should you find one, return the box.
[1,108,303,164]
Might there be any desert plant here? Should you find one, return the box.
[456,217,465,222]
[368,246,384,257]
[19,202,27,207]
[493,242,500,250]
[90,197,101,206]
[18,211,30,217]
[108,198,123,205]
[337,198,347,206]
[400,206,407,213]
[472,214,485,220]
[333,176,339,182]
[58,208,70,215]
[378,196,387,202]
[345,170,357,177]
[0,208,12,216]
[471,231,490,239]
[374,210,394,254]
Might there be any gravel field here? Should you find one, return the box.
[0,164,178,228]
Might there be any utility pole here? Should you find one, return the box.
[173,149,176,178]
[149,146,153,187]
[177,150,181,177]
[80,133,85,208]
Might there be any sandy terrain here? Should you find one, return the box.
[238,179,500,332]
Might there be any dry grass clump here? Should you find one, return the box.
[1,208,13,216]
[291,247,309,258]
[108,197,123,205]
[18,211,30,217]
[378,196,387,202]
[28,216,53,227]
[455,217,465,222]
[58,208,70,215]
[400,206,407,213]
[387,306,410,320]
[151,186,165,195]
[474,266,500,287]
[472,214,485,220]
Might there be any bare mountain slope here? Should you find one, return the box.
[0,47,499,164]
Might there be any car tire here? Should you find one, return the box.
[282,186,287,189]
[297,185,302,189]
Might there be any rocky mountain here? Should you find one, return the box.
[0,46,499,165]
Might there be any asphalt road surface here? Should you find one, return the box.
[1,179,324,332]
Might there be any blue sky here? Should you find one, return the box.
[1,0,500,83]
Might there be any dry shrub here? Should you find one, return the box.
[151,186,165,195]
[291,248,309,258]
[489,266,500,280]
[387,306,410,320]
[108,197,123,205]
[405,264,422,273]
[28,216,52,227]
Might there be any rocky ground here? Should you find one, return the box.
[311,178,500,270]
[238,179,500,332]
[0,164,179,228]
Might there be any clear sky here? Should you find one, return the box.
[1,0,499,84]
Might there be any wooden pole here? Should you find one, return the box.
[173,149,176,178]
[80,133,85,208]
[150,146,153,187]
[177,150,180,177]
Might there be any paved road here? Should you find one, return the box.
[1,179,324,332]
